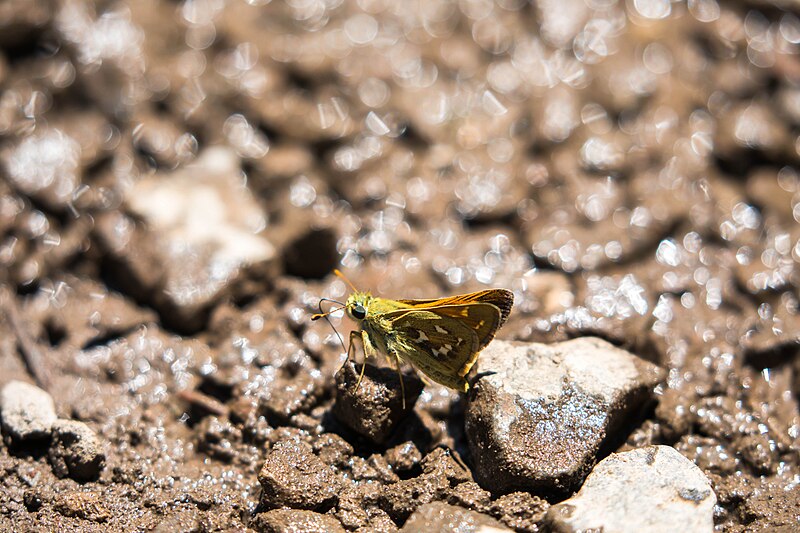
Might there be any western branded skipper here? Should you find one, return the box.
[313,270,513,403]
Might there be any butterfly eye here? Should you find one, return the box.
[352,304,366,320]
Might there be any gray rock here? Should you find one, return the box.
[258,439,341,511]
[546,445,716,533]
[48,419,105,481]
[252,509,345,533]
[401,502,512,532]
[97,147,278,332]
[465,337,665,494]
[0,380,57,444]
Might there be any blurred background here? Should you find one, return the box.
[1,0,799,531]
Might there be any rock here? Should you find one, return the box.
[151,510,203,533]
[252,509,345,533]
[489,492,550,532]
[379,447,472,523]
[674,435,738,475]
[258,365,326,425]
[735,433,777,475]
[1,128,83,210]
[332,361,423,444]
[54,491,111,523]
[465,337,665,494]
[48,419,105,481]
[546,445,716,533]
[335,485,397,531]
[97,147,278,332]
[258,439,341,511]
[448,482,492,512]
[400,502,512,532]
[312,433,354,468]
[384,441,422,474]
[195,416,242,463]
[0,380,57,444]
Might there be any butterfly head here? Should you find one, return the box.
[345,292,372,322]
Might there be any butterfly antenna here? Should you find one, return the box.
[313,298,347,354]
[334,269,359,293]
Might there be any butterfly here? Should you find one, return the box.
[313,270,513,405]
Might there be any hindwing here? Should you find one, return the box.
[378,302,504,390]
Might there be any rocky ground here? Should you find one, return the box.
[1,0,800,531]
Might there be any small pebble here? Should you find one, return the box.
[0,380,57,444]
[48,419,105,481]
[54,491,111,523]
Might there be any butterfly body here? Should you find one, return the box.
[342,288,514,392]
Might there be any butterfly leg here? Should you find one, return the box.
[388,350,407,410]
[417,372,432,388]
[355,330,374,390]
[345,330,361,364]
[346,330,368,392]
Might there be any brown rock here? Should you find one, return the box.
[735,433,778,475]
[48,419,105,481]
[195,416,242,463]
[252,509,345,533]
[490,492,549,532]
[400,502,512,532]
[332,361,423,444]
[384,441,422,474]
[258,439,341,511]
[674,435,739,475]
[313,433,354,468]
[379,447,472,523]
[54,491,111,523]
[447,482,491,512]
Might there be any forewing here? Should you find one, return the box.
[419,303,503,351]
[397,289,513,326]
[383,309,479,390]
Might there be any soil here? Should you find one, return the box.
[1,1,800,532]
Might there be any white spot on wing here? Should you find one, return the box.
[416,330,429,342]
[435,325,448,334]
[432,344,452,357]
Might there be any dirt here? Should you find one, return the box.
[1,1,800,532]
